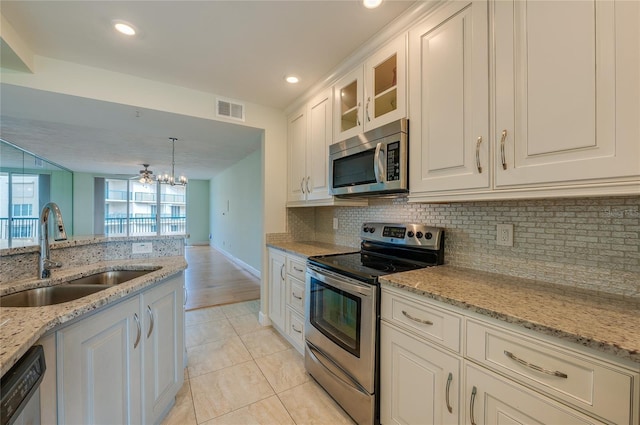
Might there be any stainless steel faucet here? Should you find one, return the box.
[39,202,68,278]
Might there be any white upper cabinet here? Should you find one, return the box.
[409,0,489,194]
[334,34,407,142]
[494,0,640,190]
[408,0,639,201]
[287,107,307,203]
[305,89,333,202]
[287,88,368,207]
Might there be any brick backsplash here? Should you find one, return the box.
[285,196,640,298]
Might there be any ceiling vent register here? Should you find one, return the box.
[216,98,245,122]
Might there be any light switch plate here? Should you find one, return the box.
[132,242,153,254]
[496,224,514,247]
[333,218,339,230]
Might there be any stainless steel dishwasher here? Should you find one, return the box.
[1,345,46,425]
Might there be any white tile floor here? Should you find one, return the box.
[162,300,356,425]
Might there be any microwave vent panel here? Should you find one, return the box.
[216,98,245,122]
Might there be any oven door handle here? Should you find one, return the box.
[307,266,374,297]
[306,341,370,396]
[373,142,386,184]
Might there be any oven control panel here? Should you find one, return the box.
[361,222,443,249]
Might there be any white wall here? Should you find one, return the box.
[210,150,262,274]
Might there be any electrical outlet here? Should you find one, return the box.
[333,218,339,230]
[496,224,514,247]
[132,242,153,254]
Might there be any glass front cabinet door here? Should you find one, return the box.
[334,34,407,142]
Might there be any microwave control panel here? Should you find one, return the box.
[386,141,400,181]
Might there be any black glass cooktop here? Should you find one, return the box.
[308,251,430,284]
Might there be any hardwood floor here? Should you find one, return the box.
[184,246,261,311]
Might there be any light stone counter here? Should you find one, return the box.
[267,241,357,258]
[380,266,640,365]
[0,256,187,377]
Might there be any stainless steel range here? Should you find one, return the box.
[304,222,445,425]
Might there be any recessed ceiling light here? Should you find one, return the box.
[363,0,382,9]
[285,76,300,84]
[113,21,136,36]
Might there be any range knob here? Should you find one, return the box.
[407,231,414,238]
[363,227,369,233]
[425,232,433,240]
[416,231,423,239]
[369,227,376,233]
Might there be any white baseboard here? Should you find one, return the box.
[213,247,261,278]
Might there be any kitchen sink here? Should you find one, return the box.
[1,285,112,307]
[1,269,155,307]
[66,270,153,286]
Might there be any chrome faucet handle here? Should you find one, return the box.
[43,258,62,270]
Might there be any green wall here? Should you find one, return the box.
[210,150,263,274]
[72,172,95,236]
[186,180,210,245]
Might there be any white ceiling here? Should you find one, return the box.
[0,0,416,179]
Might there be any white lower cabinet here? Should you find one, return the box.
[268,248,306,353]
[142,274,185,424]
[56,274,185,425]
[380,322,460,425]
[380,285,639,425]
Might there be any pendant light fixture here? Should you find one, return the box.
[158,137,188,186]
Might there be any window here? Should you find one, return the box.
[1,173,40,248]
[12,204,33,217]
[104,178,186,236]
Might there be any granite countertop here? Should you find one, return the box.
[0,256,187,377]
[267,241,357,258]
[381,266,640,365]
[0,234,188,256]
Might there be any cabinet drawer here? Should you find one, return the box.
[287,256,306,281]
[381,287,462,353]
[466,320,636,425]
[286,276,305,314]
[285,307,305,351]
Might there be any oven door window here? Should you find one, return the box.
[332,149,376,188]
[309,277,361,357]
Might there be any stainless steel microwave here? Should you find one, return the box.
[329,118,408,197]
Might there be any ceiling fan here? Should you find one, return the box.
[134,164,154,184]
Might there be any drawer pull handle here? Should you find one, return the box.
[133,313,141,349]
[280,264,285,281]
[470,386,477,425]
[292,293,302,300]
[402,310,433,326]
[445,372,453,413]
[293,266,304,273]
[146,305,154,339]
[292,324,302,334]
[504,350,568,379]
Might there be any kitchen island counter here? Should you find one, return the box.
[0,256,187,377]
[381,265,640,365]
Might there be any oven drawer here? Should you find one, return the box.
[466,319,637,425]
[286,306,305,351]
[286,276,305,314]
[381,286,461,353]
[287,256,306,281]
